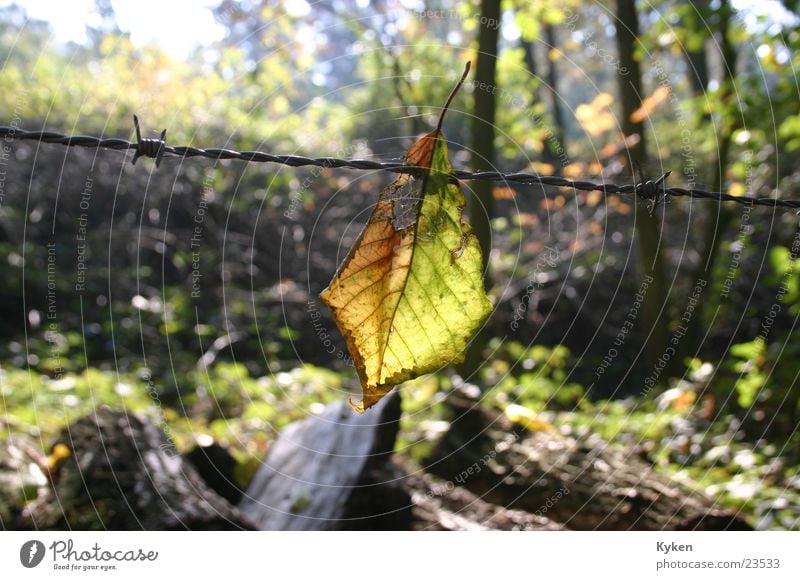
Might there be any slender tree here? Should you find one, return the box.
[679,0,711,98]
[520,38,560,169]
[470,0,501,271]
[684,0,739,354]
[543,22,567,163]
[520,19,568,174]
[614,0,672,378]
[460,0,500,379]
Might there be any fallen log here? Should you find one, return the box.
[425,396,752,530]
[406,472,563,531]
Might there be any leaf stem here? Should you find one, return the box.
[436,61,471,134]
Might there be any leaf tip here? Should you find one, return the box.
[348,397,366,414]
[350,387,394,413]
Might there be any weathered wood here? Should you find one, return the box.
[406,472,563,531]
[239,392,563,530]
[185,442,242,505]
[239,393,404,530]
[0,436,47,529]
[26,409,253,530]
[425,397,752,530]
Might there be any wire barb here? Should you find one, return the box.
[632,163,671,216]
[0,120,798,210]
[131,115,167,167]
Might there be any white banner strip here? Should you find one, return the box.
[1,531,797,579]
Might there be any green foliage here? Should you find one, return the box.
[1,363,344,485]
[768,246,800,313]
[0,367,154,441]
[481,340,586,410]
[711,334,800,429]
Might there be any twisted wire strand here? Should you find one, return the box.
[2,121,798,210]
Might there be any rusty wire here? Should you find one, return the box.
[1,117,798,210]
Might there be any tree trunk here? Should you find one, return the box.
[520,39,559,169]
[686,48,709,96]
[614,0,673,379]
[461,0,501,379]
[684,0,711,97]
[469,0,500,271]
[685,45,709,97]
[544,21,567,167]
[520,22,568,174]
[684,0,738,356]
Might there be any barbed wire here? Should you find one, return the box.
[1,117,798,210]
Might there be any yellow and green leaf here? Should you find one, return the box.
[321,63,492,412]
